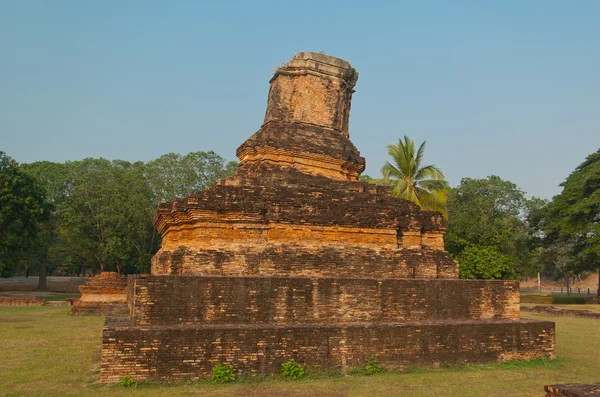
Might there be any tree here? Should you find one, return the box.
[145,151,237,203]
[542,149,600,295]
[0,152,50,278]
[59,158,158,274]
[21,161,73,288]
[17,150,237,277]
[381,136,450,217]
[445,175,540,279]
[458,245,515,280]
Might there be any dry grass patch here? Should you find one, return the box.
[1,307,598,397]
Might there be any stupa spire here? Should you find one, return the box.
[236,52,365,181]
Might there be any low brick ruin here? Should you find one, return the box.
[101,52,555,382]
[71,272,127,315]
[545,383,600,396]
[0,295,45,306]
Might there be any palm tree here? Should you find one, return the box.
[381,136,450,218]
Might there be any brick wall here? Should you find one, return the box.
[101,313,554,382]
[128,275,519,325]
[152,246,458,279]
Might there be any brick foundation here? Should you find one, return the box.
[102,308,554,383]
[0,295,45,306]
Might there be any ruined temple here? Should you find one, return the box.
[101,52,555,382]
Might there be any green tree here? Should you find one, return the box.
[458,245,515,280]
[0,152,50,278]
[59,158,158,274]
[145,151,237,203]
[542,149,599,294]
[446,175,540,279]
[381,136,450,217]
[21,161,73,288]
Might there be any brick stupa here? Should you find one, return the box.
[101,52,555,382]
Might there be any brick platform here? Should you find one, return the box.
[126,275,521,325]
[102,307,554,383]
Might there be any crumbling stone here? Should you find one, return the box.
[71,272,127,315]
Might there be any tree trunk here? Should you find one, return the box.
[38,262,47,291]
[538,272,541,291]
[25,263,30,278]
[566,276,570,295]
[597,268,600,298]
[100,262,105,272]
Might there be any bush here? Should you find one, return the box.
[552,296,586,304]
[521,294,587,305]
[280,359,305,380]
[119,375,136,387]
[364,356,383,375]
[211,363,236,384]
[458,245,515,280]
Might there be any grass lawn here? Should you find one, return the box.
[1,307,598,397]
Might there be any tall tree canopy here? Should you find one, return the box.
[7,150,238,277]
[381,136,450,217]
[145,151,237,203]
[445,175,540,279]
[0,152,50,277]
[541,149,600,285]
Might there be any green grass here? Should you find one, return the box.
[1,307,599,397]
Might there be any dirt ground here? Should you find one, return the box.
[520,273,599,292]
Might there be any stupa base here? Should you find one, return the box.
[100,307,554,383]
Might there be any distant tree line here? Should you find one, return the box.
[2,140,598,293]
[0,151,236,288]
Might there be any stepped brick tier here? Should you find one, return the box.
[101,52,555,382]
[71,272,127,315]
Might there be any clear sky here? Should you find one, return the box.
[1,1,598,199]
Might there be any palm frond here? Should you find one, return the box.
[414,164,445,182]
[415,188,449,218]
[381,136,449,218]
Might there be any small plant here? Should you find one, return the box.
[211,363,236,384]
[119,375,136,387]
[280,359,305,380]
[364,356,383,375]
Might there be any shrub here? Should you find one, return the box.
[364,356,383,375]
[211,363,236,384]
[119,375,136,387]
[280,359,305,380]
[552,296,586,304]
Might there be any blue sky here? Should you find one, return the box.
[1,1,598,199]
